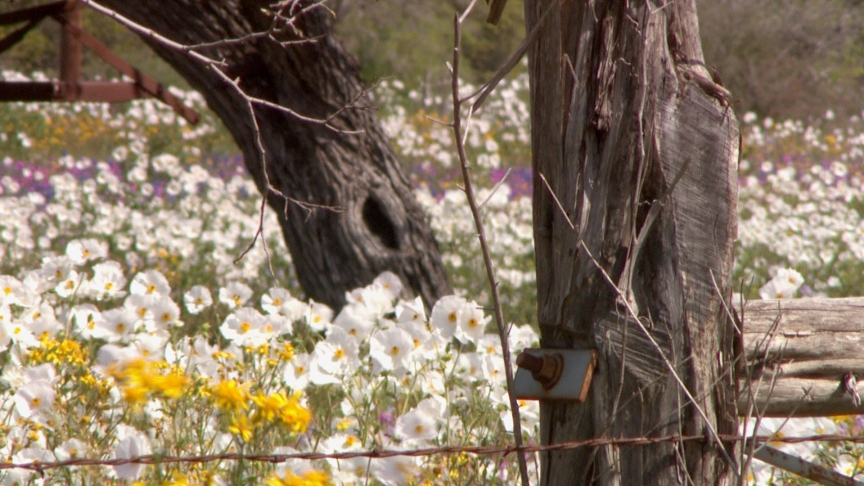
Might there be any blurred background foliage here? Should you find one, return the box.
[698,0,864,120]
[1,0,862,125]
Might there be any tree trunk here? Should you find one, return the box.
[523,1,740,484]
[98,0,451,310]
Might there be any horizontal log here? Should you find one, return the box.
[736,297,864,417]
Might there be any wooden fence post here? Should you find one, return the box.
[523,1,740,484]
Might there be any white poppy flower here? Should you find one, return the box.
[305,301,333,332]
[14,378,55,419]
[220,307,265,346]
[370,327,414,373]
[183,285,212,314]
[429,295,467,340]
[218,281,253,309]
[130,269,171,297]
[89,261,127,300]
[333,305,375,341]
[65,238,107,264]
[457,300,490,343]
[112,429,152,480]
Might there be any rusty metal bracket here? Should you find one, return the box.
[513,348,596,401]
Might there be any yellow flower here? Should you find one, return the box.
[265,470,330,486]
[161,470,191,486]
[252,391,287,424]
[155,372,190,399]
[122,383,150,407]
[228,414,253,442]
[209,380,250,413]
[252,392,311,434]
[109,359,190,406]
[27,338,89,367]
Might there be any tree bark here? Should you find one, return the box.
[97,0,451,310]
[523,1,739,484]
[737,297,864,417]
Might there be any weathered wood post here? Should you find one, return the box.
[522,1,740,483]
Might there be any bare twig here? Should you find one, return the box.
[464,0,557,114]
[78,0,218,66]
[479,167,512,209]
[538,172,575,229]
[449,3,530,485]
[182,0,330,51]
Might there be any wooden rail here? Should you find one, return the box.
[737,297,864,417]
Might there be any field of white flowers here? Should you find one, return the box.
[1,69,864,484]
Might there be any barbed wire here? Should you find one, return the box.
[5,433,864,474]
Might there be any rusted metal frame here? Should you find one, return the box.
[0,0,200,123]
[51,13,200,123]
[0,81,147,102]
[0,82,56,101]
[0,0,70,26]
[0,0,69,55]
[59,2,82,84]
[0,18,42,56]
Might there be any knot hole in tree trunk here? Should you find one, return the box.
[362,196,399,250]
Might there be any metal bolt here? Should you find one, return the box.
[516,351,564,390]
